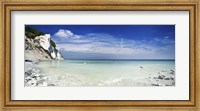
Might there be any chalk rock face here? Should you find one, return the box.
[25,34,64,61]
[57,52,64,60]
[35,34,51,50]
[34,34,64,60]
[51,50,56,59]
[25,36,52,62]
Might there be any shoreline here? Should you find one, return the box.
[25,61,55,86]
[25,61,175,87]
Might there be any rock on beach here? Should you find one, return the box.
[25,62,54,87]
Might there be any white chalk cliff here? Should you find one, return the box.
[34,34,63,60]
[25,34,64,62]
[35,34,51,50]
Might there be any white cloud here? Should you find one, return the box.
[54,29,81,39]
[57,41,155,55]
[53,29,175,59]
[164,36,169,39]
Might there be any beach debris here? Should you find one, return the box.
[139,66,143,69]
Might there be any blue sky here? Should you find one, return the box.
[26,25,175,59]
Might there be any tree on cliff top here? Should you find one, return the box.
[25,26,45,39]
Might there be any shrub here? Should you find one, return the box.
[25,26,45,39]
[50,40,56,48]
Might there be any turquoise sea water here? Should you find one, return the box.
[35,60,175,86]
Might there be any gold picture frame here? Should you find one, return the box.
[0,0,199,110]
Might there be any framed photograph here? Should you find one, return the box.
[0,0,199,110]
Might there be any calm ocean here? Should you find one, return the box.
[35,60,175,86]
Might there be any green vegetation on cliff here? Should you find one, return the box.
[50,39,56,48]
[25,26,57,49]
[25,26,45,39]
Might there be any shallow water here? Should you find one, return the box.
[34,60,175,86]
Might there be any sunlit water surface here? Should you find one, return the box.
[35,60,175,86]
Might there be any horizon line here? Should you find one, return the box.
[64,59,175,60]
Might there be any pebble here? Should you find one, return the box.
[34,74,40,77]
[165,77,170,80]
[152,83,160,86]
[43,77,48,80]
[38,82,48,86]
[25,76,32,80]
[25,67,49,87]
[36,77,41,80]
[48,84,55,86]
[158,75,165,79]
[151,69,175,86]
